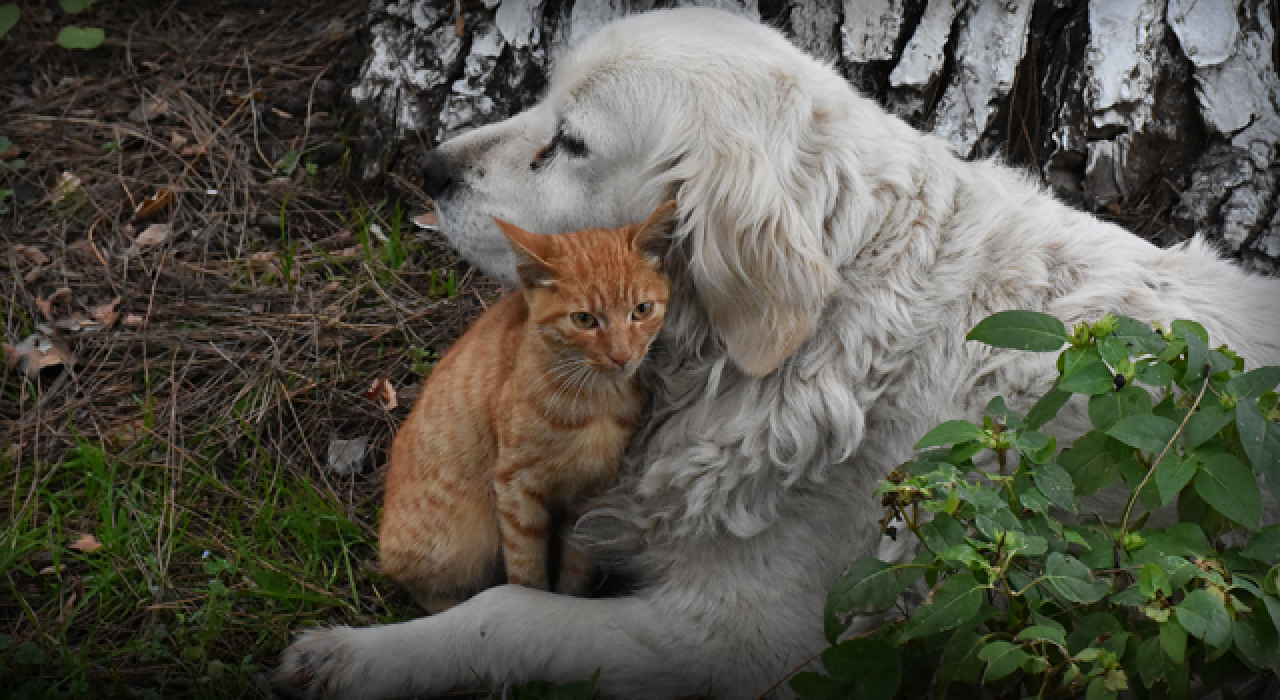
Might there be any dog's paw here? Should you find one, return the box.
[271,627,363,700]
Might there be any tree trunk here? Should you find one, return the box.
[348,0,1280,271]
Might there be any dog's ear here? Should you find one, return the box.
[630,200,679,260]
[676,139,837,378]
[494,218,556,288]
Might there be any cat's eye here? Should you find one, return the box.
[570,312,599,329]
[631,302,654,321]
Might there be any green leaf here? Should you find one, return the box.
[1228,367,1280,400]
[1127,524,1212,565]
[1237,398,1280,489]
[1155,555,1198,588]
[1160,617,1188,665]
[826,557,924,618]
[1067,525,1115,569]
[1154,453,1197,507]
[1015,625,1067,650]
[1232,611,1279,672]
[979,641,1029,683]
[1175,589,1232,649]
[56,26,103,49]
[1026,386,1072,430]
[1031,462,1078,514]
[1098,335,1131,371]
[1019,485,1052,513]
[1067,612,1123,654]
[966,311,1069,352]
[0,5,19,39]
[60,0,93,13]
[1114,316,1165,355]
[956,480,1007,511]
[1088,386,1153,433]
[902,573,985,640]
[1134,636,1167,688]
[1139,564,1172,599]
[789,672,848,700]
[1013,430,1056,464]
[1193,452,1262,530]
[1171,319,1209,344]
[1044,552,1110,604]
[935,627,985,689]
[1058,431,1125,496]
[919,514,967,555]
[986,396,1024,429]
[1060,351,1117,395]
[820,638,901,698]
[1136,361,1176,387]
[1241,526,1280,565]
[1106,414,1178,454]
[1185,404,1234,449]
[1177,325,1209,382]
[915,420,984,449]
[1086,677,1117,700]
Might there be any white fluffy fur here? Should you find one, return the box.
[274,8,1280,699]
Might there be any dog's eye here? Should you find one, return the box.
[558,132,588,158]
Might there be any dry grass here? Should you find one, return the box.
[0,2,500,696]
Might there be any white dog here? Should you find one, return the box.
[274,8,1280,698]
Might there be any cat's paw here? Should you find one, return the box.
[272,627,365,700]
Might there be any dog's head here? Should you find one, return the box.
[425,8,851,377]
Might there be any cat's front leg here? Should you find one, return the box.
[493,459,552,589]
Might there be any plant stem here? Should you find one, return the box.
[1118,366,1211,539]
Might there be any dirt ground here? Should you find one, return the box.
[1,2,500,696]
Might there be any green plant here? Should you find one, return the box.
[0,1,103,47]
[798,311,1280,699]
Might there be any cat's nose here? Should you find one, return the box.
[422,148,459,199]
[608,352,630,369]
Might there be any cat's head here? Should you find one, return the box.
[494,201,676,379]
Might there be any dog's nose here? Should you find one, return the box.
[422,148,459,199]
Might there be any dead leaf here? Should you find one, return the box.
[169,131,188,148]
[55,171,82,203]
[224,89,266,105]
[129,97,170,122]
[69,533,102,553]
[334,246,360,257]
[125,223,174,256]
[133,188,173,220]
[455,1,466,36]
[89,297,121,328]
[36,287,72,320]
[413,211,440,230]
[123,313,144,328]
[23,266,46,284]
[270,107,293,119]
[365,378,398,410]
[38,564,64,576]
[265,176,293,189]
[8,244,48,266]
[53,312,94,332]
[251,303,264,314]
[251,251,276,263]
[326,437,369,475]
[3,333,73,377]
[57,591,79,627]
[323,281,340,294]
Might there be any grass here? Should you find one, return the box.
[0,1,502,695]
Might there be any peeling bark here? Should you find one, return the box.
[348,0,1280,268]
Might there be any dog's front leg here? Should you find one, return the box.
[272,584,696,700]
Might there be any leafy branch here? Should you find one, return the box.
[796,311,1280,700]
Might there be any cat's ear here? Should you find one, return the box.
[630,200,680,259]
[494,218,556,288]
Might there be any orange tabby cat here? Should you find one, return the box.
[379,201,676,613]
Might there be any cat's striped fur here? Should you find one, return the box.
[378,202,675,612]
